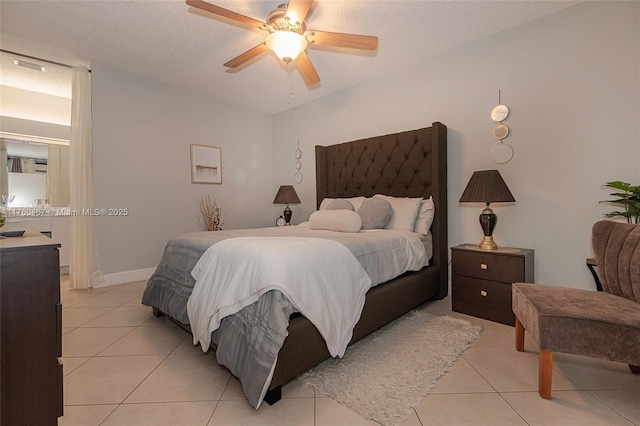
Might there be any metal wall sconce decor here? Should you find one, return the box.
[490,91,513,164]
[294,141,303,184]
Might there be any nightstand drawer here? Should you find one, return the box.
[452,275,515,325]
[452,249,525,283]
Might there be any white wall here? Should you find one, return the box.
[92,63,273,274]
[272,1,640,290]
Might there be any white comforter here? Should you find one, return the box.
[188,237,372,357]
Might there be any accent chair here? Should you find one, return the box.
[512,220,640,399]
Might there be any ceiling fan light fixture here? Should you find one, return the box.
[266,31,307,62]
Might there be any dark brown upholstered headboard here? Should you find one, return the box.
[315,122,448,296]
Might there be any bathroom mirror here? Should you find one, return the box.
[2,138,70,207]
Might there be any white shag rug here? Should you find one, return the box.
[299,311,482,426]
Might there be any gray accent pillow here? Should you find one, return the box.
[326,199,355,211]
[357,198,393,229]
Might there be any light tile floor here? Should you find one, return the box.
[59,278,640,426]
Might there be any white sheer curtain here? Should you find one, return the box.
[69,67,104,289]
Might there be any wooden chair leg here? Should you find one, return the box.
[515,316,525,352]
[539,350,553,399]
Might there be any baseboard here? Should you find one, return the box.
[96,267,156,288]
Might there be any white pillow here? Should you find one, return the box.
[373,194,422,232]
[319,196,366,211]
[413,196,435,235]
[309,210,362,233]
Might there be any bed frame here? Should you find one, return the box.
[152,122,448,405]
[262,121,448,403]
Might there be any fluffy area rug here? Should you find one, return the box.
[299,311,482,426]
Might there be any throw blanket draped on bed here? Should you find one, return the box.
[187,237,371,408]
[188,237,372,357]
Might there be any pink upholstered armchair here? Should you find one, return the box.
[512,220,640,399]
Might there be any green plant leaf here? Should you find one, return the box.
[601,180,640,224]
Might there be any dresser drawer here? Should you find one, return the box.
[452,249,525,283]
[452,275,515,326]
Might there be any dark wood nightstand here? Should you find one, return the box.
[451,244,534,326]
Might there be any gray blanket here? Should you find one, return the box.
[141,230,298,408]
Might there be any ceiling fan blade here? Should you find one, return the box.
[306,30,378,51]
[294,51,320,85]
[224,43,268,68]
[285,0,313,25]
[186,0,266,29]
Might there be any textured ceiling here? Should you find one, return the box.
[0,51,72,98]
[0,1,579,114]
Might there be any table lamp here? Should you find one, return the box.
[273,185,301,225]
[459,170,515,250]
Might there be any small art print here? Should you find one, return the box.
[191,144,222,184]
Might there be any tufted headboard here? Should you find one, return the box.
[315,122,448,293]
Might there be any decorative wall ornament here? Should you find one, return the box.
[492,124,509,140]
[490,104,509,122]
[294,140,303,184]
[490,90,513,164]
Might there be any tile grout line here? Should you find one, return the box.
[208,375,235,423]
[95,325,173,425]
[584,389,639,426]
[206,400,220,426]
[457,351,533,425]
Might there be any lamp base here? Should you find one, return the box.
[283,205,292,226]
[478,204,498,250]
[479,236,498,250]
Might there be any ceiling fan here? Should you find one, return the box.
[186,0,379,85]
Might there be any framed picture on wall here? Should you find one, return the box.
[190,144,222,184]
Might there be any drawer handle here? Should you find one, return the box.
[480,263,488,270]
[480,290,488,297]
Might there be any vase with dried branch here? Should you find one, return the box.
[197,195,222,231]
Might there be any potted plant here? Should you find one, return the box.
[601,181,640,224]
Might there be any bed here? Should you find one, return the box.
[142,121,448,406]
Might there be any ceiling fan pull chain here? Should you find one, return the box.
[287,61,294,105]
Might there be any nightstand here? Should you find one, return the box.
[451,244,534,326]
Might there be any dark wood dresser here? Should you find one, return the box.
[1,233,63,425]
[451,244,534,326]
